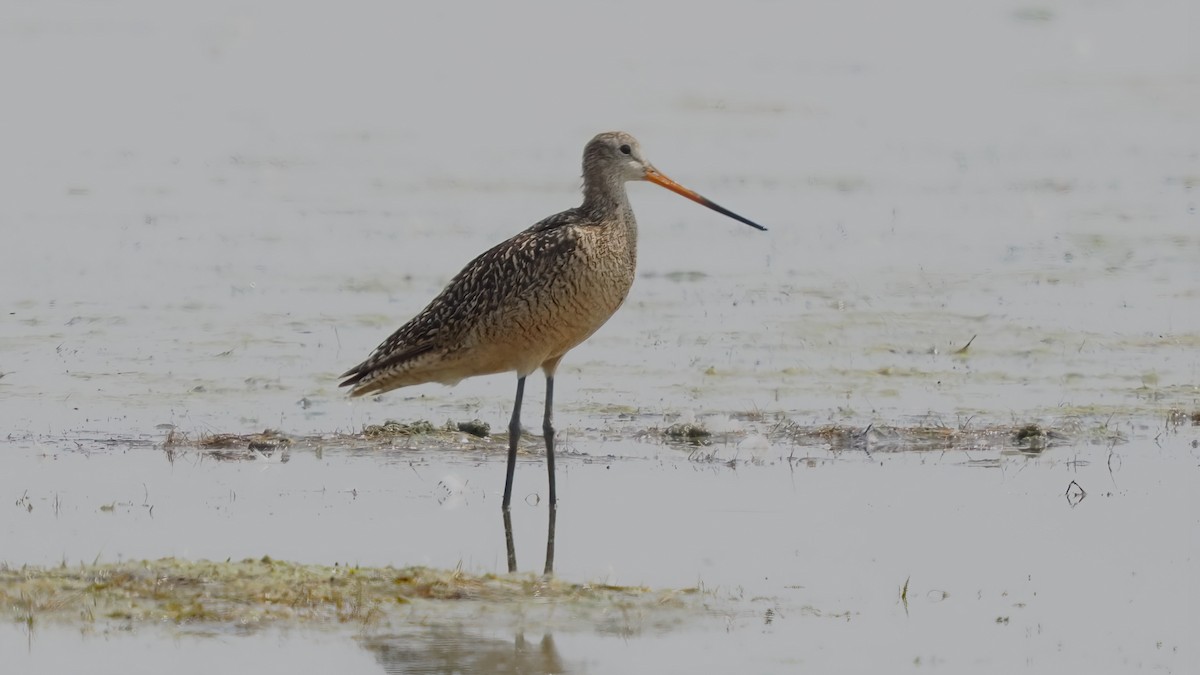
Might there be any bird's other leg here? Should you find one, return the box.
[503,376,526,510]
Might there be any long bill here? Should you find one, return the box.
[644,167,768,231]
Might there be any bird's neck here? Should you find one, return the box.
[582,178,633,222]
[581,179,638,255]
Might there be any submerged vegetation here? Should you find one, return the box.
[0,558,696,631]
[161,419,509,461]
[150,408,1152,463]
[775,418,1118,455]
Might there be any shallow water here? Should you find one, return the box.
[2,0,1198,672]
[3,431,1197,673]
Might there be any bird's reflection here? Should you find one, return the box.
[359,507,566,673]
[503,504,557,575]
[543,505,557,577]
[503,509,518,573]
[361,628,572,675]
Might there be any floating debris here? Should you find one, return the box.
[456,419,491,438]
[1014,423,1047,451]
[1167,409,1200,426]
[664,423,711,443]
[248,436,291,452]
[364,419,436,438]
[160,429,294,460]
[954,334,977,355]
[1012,423,1070,452]
[777,419,1082,454]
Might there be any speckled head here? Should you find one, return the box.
[583,131,652,184]
[582,131,768,232]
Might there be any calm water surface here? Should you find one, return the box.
[2,0,1197,673]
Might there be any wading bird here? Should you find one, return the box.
[340,131,766,510]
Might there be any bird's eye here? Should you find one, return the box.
[619,144,632,155]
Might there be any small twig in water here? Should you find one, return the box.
[953,335,977,355]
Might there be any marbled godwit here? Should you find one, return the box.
[340,131,766,510]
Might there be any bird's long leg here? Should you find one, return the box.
[543,375,557,506]
[502,376,526,510]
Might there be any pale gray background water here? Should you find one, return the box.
[2,0,1197,673]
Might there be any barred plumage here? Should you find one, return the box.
[339,209,631,396]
